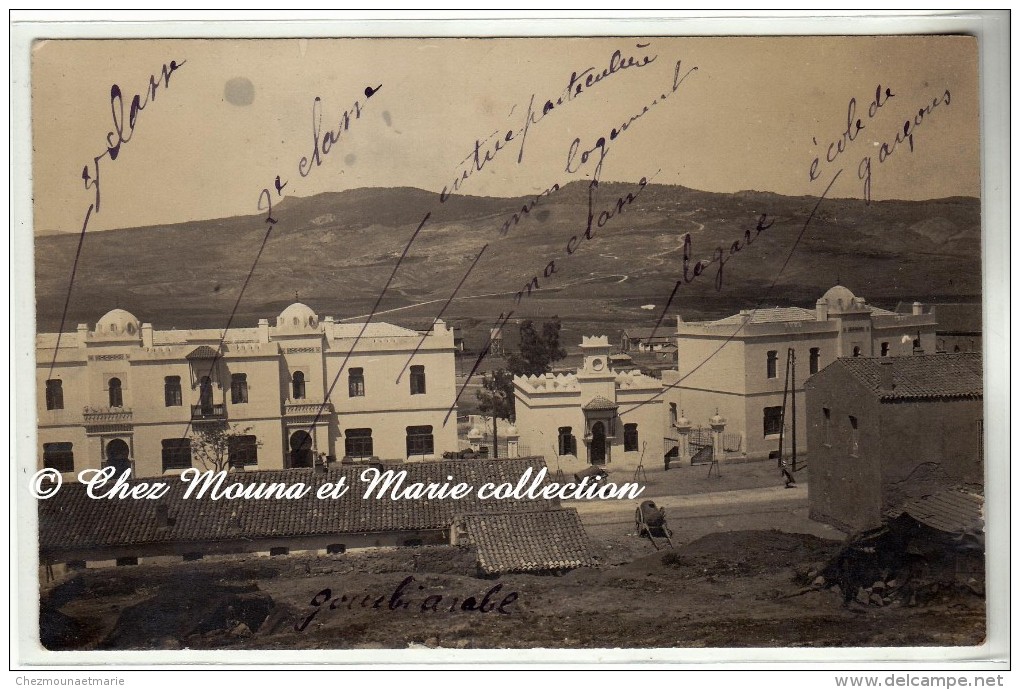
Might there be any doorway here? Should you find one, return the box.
[106,438,131,475]
[589,421,606,465]
[289,430,313,468]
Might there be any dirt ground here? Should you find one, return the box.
[37,461,984,651]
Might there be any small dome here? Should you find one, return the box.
[675,413,691,427]
[277,302,318,329]
[468,426,483,438]
[95,309,140,336]
[710,413,726,426]
[505,425,518,436]
[821,285,856,310]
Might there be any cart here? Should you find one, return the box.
[635,500,674,550]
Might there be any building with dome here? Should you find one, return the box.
[513,336,664,473]
[36,304,458,479]
[660,286,937,462]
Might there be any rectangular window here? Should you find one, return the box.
[228,435,259,467]
[406,425,434,457]
[809,348,820,375]
[410,365,427,395]
[344,428,374,458]
[623,423,639,452]
[161,438,192,471]
[763,406,784,437]
[766,350,778,379]
[43,442,74,473]
[230,373,248,404]
[164,376,182,407]
[822,407,832,447]
[848,415,860,457]
[45,379,64,411]
[558,426,577,456]
[348,368,365,397]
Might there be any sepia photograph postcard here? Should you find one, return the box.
[10,12,1010,671]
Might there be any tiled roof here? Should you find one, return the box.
[708,307,816,326]
[835,353,982,401]
[460,508,597,574]
[885,485,984,537]
[39,457,550,555]
[332,322,419,338]
[582,395,618,410]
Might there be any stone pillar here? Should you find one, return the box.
[505,425,520,458]
[710,413,727,463]
[674,413,692,465]
[258,318,270,344]
[141,323,153,348]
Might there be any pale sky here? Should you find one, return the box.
[31,36,980,234]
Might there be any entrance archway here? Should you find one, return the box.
[289,430,313,468]
[590,422,606,465]
[106,439,131,475]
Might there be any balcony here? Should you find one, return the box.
[191,403,227,421]
[83,407,133,435]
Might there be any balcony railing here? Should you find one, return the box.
[82,408,133,424]
[191,403,227,421]
[284,401,333,417]
[83,407,134,435]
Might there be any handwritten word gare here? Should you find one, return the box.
[294,577,519,631]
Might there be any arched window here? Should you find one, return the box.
[809,347,821,373]
[108,378,123,408]
[624,423,639,452]
[766,351,778,378]
[558,426,577,456]
[292,371,306,400]
[852,346,862,357]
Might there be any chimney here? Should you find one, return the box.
[878,360,895,391]
[77,323,89,346]
[141,323,154,348]
[815,299,828,321]
[258,318,270,344]
[912,301,923,316]
[155,504,174,528]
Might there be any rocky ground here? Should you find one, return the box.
[39,462,986,651]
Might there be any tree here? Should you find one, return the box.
[191,423,261,473]
[506,317,567,376]
[476,369,515,459]
[475,317,567,458]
